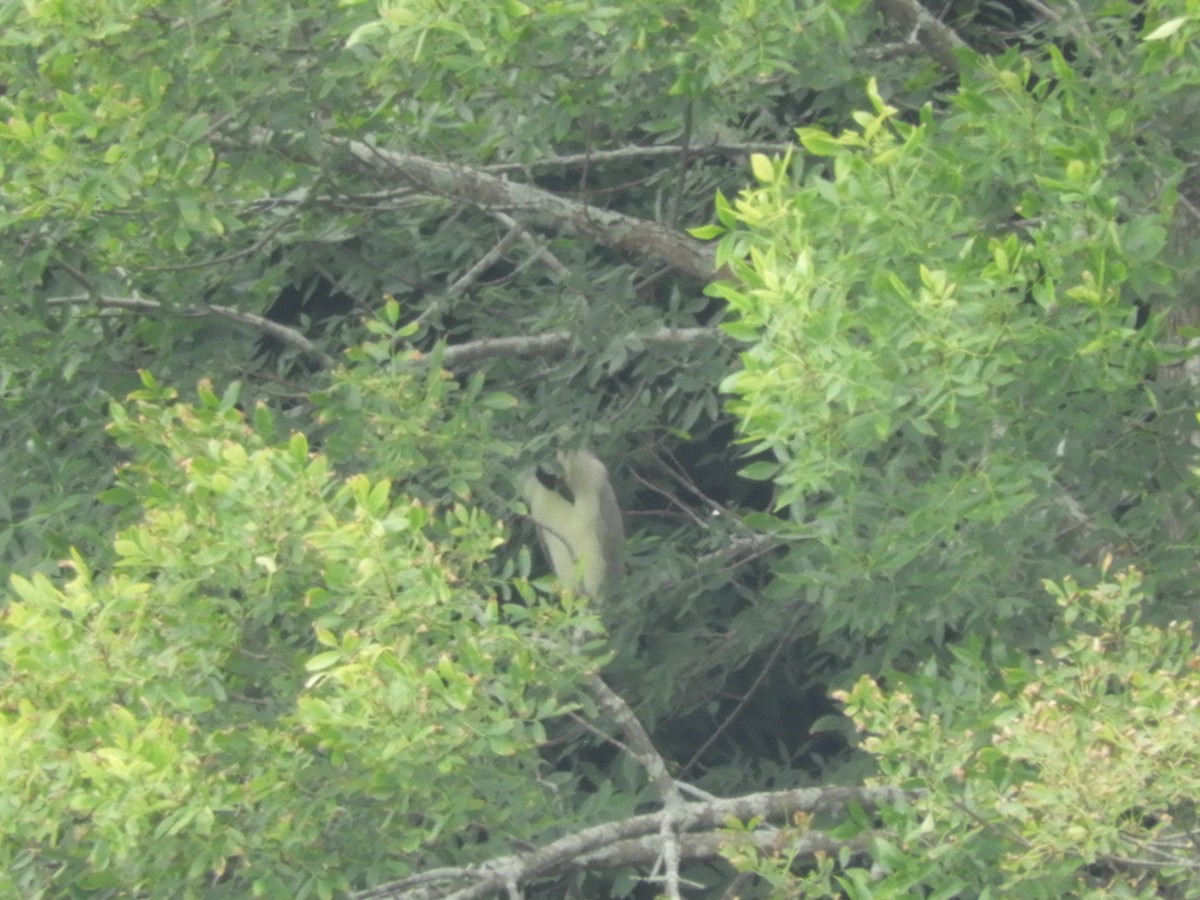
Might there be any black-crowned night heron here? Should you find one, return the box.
[521,449,624,598]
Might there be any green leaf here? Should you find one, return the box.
[749,153,776,184]
[739,460,780,481]
[1143,16,1187,41]
[797,127,843,156]
[305,651,343,672]
[688,223,725,240]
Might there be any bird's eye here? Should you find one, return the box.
[533,464,559,489]
[535,463,574,504]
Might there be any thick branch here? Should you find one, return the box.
[480,141,793,173]
[586,675,685,898]
[353,784,912,899]
[340,140,720,282]
[873,0,972,73]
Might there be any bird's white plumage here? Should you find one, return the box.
[522,450,624,597]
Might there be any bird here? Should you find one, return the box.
[521,449,624,598]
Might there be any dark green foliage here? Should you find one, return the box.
[2,0,1199,895]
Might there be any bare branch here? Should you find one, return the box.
[480,142,793,174]
[339,139,721,282]
[872,0,972,73]
[416,222,529,326]
[205,303,338,370]
[45,293,337,370]
[586,675,685,898]
[439,325,721,371]
[491,211,572,279]
[352,784,912,899]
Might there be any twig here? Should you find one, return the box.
[681,622,799,777]
[492,212,572,279]
[45,293,337,369]
[416,222,528,325]
[141,203,298,273]
[1022,0,1103,60]
[439,325,720,371]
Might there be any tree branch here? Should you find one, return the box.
[872,0,972,73]
[46,291,721,376]
[480,141,793,174]
[680,623,799,778]
[352,784,912,899]
[439,325,721,371]
[585,674,685,898]
[45,293,337,370]
[339,139,721,282]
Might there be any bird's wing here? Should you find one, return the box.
[596,476,625,591]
